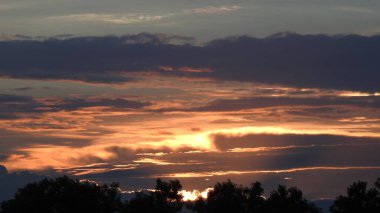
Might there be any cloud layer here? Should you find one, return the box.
[1,33,380,92]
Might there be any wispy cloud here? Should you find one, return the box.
[158,166,380,178]
[158,66,214,73]
[185,5,242,14]
[45,5,242,25]
[46,13,165,25]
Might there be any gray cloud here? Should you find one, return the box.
[211,133,380,150]
[0,94,42,119]
[73,137,380,198]
[57,97,150,111]
[187,96,380,112]
[2,132,380,201]
[0,94,150,119]
[0,165,48,202]
[63,133,380,181]
[0,33,380,92]
[0,129,92,154]
[12,87,34,91]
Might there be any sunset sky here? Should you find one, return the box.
[1,0,380,204]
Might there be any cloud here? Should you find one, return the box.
[158,66,213,73]
[0,129,92,153]
[68,135,380,199]
[186,5,242,14]
[46,13,165,25]
[0,165,49,202]
[0,94,150,119]
[52,132,380,179]
[12,87,34,91]
[157,95,380,113]
[56,97,150,111]
[121,33,194,45]
[0,94,42,119]
[45,5,241,26]
[0,33,379,92]
[0,165,7,175]
[1,132,375,199]
[203,33,380,92]
[157,166,380,178]
[210,133,380,150]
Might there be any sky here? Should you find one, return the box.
[1,0,380,205]
[1,0,380,41]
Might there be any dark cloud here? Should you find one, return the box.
[211,133,380,150]
[0,129,92,153]
[157,95,380,113]
[203,33,380,92]
[12,87,34,91]
[56,98,150,111]
[63,133,380,180]
[0,94,42,119]
[120,33,195,45]
[0,165,8,175]
[5,133,372,199]
[42,86,54,90]
[0,94,150,119]
[75,140,380,196]
[37,133,380,183]
[0,165,49,202]
[0,33,379,91]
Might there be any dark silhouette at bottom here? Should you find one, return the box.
[0,176,122,213]
[1,176,380,213]
[330,178,380,213]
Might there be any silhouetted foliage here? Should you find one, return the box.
[247,181,265,213]
[263,185,321,213]
[186,179,320,213]
[206,180,248,213]
[330,178,380,213]
[124,192,156,213]
[0,176,122,213]
[186,197,207,213]
[5,176,380,213]
[124,178,183,213]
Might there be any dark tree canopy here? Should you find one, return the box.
[263,185,321,213]
[330,178,380,213]
[0,176,122,213]
[188,180,320,213]
[3,176,380,213]
[206,179,248,213]
[247,181,265,213]
[125,178,183,213]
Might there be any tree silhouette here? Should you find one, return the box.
[262,185,321,213]
[247,181,265,213]
[186,197,207,213]
[330,178,380,213]
[0,176,122,213]
[204,179,248,213]
[6,176,380,213]
[125,178,183,213]
[188,180,321,213]
[124,192,156,213]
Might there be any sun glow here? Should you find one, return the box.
[179,188,213,201]
[339,92,374,97]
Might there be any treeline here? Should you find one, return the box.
[1,176,380,213]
